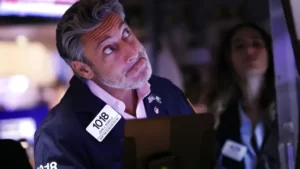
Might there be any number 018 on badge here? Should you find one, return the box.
[86,105,122,142]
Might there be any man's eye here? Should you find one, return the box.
[123,29,130,38]
[103,47,113,55]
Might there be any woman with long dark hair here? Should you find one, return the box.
[206,23,279,169]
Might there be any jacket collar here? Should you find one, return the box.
[65,76,166,118]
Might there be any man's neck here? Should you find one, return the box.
[93,80,138,116]
[93,80,134,100]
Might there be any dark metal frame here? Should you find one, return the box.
[269,0,300,168]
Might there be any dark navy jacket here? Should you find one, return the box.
[34,75,195,169]
[216,99,279,169]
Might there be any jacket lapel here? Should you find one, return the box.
[66,76,125,140]
[143,93,166,118]
[256,120,279,169]
[217,100,245,169]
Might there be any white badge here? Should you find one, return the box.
[221,140,247,162]
[86,105,122,142]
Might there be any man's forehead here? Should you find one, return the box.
[81,13,124,45]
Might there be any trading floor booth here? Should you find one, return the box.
[0,0,300,168]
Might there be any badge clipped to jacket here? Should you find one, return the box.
[86,105,122,142]
[222,140,247,162]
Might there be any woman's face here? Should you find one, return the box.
[230,27,269,79]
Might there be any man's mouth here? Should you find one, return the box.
[125,57,147,78]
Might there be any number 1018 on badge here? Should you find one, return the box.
[92,112,110,129]
[86,105,122,142]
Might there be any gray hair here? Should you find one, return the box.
[56,0,125,77]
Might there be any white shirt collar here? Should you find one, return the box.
[86,80,151,119]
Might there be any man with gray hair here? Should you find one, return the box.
[34,0,195,168]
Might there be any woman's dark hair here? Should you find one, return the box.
[206,23,276,126]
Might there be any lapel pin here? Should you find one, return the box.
[147,95,155,103]
[147,94,162,104]
[154,106,159,114]
[155,95,162,104]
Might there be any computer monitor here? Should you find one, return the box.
[123,113,216,169]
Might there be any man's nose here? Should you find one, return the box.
[121,42,138,63]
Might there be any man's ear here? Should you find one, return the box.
[70,61,95,79]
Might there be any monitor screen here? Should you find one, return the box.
[0,0,77,18]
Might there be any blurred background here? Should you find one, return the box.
[0,0,298,167]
